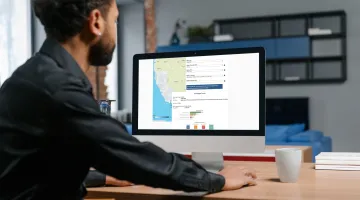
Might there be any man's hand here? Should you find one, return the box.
[218,165,257,191]
[105,176,134,187]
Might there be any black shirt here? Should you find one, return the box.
[0,38,225,200]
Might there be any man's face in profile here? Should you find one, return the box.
[89,0,118,66]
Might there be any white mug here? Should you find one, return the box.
[275,148,302,183]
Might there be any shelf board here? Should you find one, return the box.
[214,10,345,24]
[208,33,345,45]
[266,78,345,85]
[309,33,345,40]
[228,34,307,41]
[267,56,344,63]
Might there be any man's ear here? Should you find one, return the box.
[88,9,104,37]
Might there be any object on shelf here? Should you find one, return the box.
[99,100,116,115]
[117,109,132,123]
[213,34,234,42]
[170,32,180,46]
[169,19,186,46]
[315,152,360,171]
[187,25,213,44]
[284,77,301,81]
[308,28,333,35]
[309,28,332,35]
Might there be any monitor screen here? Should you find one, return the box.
[137,53,259,131]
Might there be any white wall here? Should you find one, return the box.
[34,18,46,52]
[106,37,118,111]
[119,0,360,152]
[118,3,145,111]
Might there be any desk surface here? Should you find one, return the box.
[87,161,360,200]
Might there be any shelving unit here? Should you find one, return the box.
[213,10,347,85]
[157,10,347,86]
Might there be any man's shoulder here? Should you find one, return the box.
[11,53,86,95]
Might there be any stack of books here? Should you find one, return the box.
[315,152,360,171]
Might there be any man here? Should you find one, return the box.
[0,0,257,199]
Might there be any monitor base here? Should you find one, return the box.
[192,152,224,173]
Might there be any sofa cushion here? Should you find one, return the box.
[125,124,132,134]
[288,130,323,142]
[265,124,305,142]
[286,123,306,137]
[321,136,332,152]
[265,125,289,142]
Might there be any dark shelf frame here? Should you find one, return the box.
[214,10,346,25]
[267,78,346,85]
[116,4,124,109]
[267,56,344,63]
[213,10,347,85]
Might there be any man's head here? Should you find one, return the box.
[32,0,119,66]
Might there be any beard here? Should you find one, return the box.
[89,33,116,66]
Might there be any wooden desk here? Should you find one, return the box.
[86,161,360,200]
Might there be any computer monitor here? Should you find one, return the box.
[132,47,265,172]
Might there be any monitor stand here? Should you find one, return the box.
[192,152,224,173]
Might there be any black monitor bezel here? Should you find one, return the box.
[132,47,265,136]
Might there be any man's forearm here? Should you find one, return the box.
[84,170,106,187]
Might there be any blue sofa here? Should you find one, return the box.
[124,124,332,162]
[265,124,332,162]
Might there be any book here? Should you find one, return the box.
[315,152,360,161]
[316,160,360,165]
[315,164,360,171]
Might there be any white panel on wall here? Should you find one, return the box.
[0,0,32,85]
[118,4,145,110]
[34,18,46,52]
[106,35,118,112]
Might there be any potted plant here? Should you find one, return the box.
[187,25,213,44]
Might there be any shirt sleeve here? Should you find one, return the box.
[52,79,225,193]
[84,170,106,187]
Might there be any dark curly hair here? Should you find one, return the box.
[32,0,112,42]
